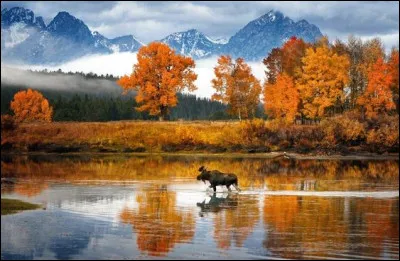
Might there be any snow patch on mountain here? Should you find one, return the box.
[4,22,31,48]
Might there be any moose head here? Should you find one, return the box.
[196,165,211,183]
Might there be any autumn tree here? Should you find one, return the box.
[264,73,299,122]
[263,48,282,84]
[388,48,399,113]
[10,89,53,123]
[346,35,366,109]
[281,36,310,79]
[332,39,348,56]
[263,36,309,84]
[342,37,386,112]
[211,56,261,120]
[357,57,395,119]
[362,38,385,74]
[296,39,350,119]
[117,42,197,121]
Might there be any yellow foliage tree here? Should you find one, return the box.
[10,89,53,123]
[117,42,197,121]
[357,57,395,119]
[264,73,299,122]
[211,56,262,120]
[296,41,350,119]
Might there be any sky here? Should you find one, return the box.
[1,1,399,98]
[1,1,399,48]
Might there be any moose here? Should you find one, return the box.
[196,166,241,192]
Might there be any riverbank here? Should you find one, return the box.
[1,198,41,215]
[1,116,398,156]
[1,151,399,161]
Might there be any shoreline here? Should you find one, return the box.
[2,151,399,161]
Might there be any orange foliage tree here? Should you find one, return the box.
[211,56,261,120]
[388,48,399,112]
[10,88,53,123]
[117,42,197,121]
[296,40,350,119]
[357,57,395,119]
[263,36,309,84]
[264,73,299,122]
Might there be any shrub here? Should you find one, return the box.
[1,115,17,131]
[320,115,366,146]
[366,115,399,152]
[240,119,266,145]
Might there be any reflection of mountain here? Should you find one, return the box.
[119,185,195,256]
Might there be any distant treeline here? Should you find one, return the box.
[1,71,265,121]
[26,68,120,81]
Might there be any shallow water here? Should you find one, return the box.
[1,154,399,260]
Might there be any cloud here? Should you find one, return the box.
[2,52,266,99]
[1,64,123,94]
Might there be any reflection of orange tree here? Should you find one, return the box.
[119,185,195,256]
[214,196,260,249]
[352,198,399,258]
[14,182,49,197]
[1,156,267,188]
[263,196,399,259]
[1,156,398,196]
[263,160,399,191]
[263,196,299,233]
[263,196,348,259]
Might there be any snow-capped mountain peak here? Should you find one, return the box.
[253,10,284,26]
[161,29,224,59]
[1,7,45,29]
[1,8,144,64]
[224,9,322,61]
[1,7,323,64]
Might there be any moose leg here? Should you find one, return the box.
[213,186,217,192]
[233,184,241,192]
[226,185,232,192]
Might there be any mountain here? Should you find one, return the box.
[1,7,45,29]
[46,11,94,45]
[1,7,143,64]
[160,29,223,59]
[223,10,323,61]
[1,7,323,64]
[1,7,45,50]
[93,31,142,53]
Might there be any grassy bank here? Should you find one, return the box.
[1,114,399,155]
[1,198,41,215]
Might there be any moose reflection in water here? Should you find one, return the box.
[197,192,260,250]
[196,192,238,216]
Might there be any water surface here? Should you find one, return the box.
[1,154,399,260]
